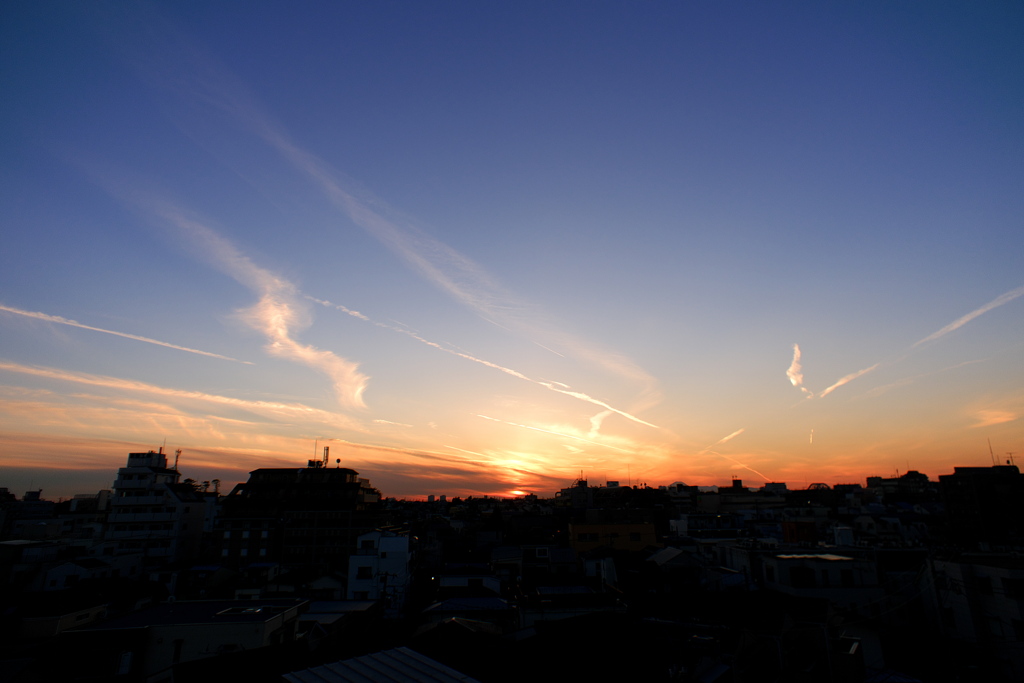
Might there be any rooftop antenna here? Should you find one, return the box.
[989,438,997,466]
[174,449,182,471]
[1008,452,1017,468]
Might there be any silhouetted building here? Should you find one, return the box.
[105,450,208,566]
[940,465,1024,546]
[217,462,387,572]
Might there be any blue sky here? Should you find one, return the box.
[2,1,1023,499]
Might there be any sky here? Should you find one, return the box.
[2,2,1023,500]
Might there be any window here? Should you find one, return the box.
[380,552,387,559]
[789,566,815,589]
[766,566,775,582]
[357,566,373,579]
[841,569,854,587]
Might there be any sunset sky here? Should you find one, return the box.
[2,2,1023,500]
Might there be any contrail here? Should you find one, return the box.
[699,428,746,454]
[817,363,880,398]
[787,286,1023,405]
[0,304,250,364]
[443,445,491,460]
[694,428,771,482]
[476,414,630,452]
[309,296,659,429]
[706,451,772,483]
[372,419,413,428]
[913,285,1024,348]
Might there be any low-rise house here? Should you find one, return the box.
[346,527,412,616]
[761,552,884,617]
[923,553,1024,680]
[56,598,308,682]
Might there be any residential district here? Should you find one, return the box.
[2,447,1023,682]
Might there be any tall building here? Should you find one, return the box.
[104,450,207,565]
[216,457,388,572]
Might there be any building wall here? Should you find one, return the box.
[569,522,658,552]
[347,530,412,615]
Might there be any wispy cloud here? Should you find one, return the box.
[587,410,613,438]
[786,343,813,397]
[914,285,1024,348]
[787,343,879,401]
[0,360,360,428]
[123,19,660,414]
[76,177,371,411]
[0,304,250,363]
[970,409,1017,429]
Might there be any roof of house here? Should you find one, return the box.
[282,646,479,683]
[81,599,308,629]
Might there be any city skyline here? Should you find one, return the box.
[2,2,1023,500]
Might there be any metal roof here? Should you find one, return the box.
[282,647,479,683]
